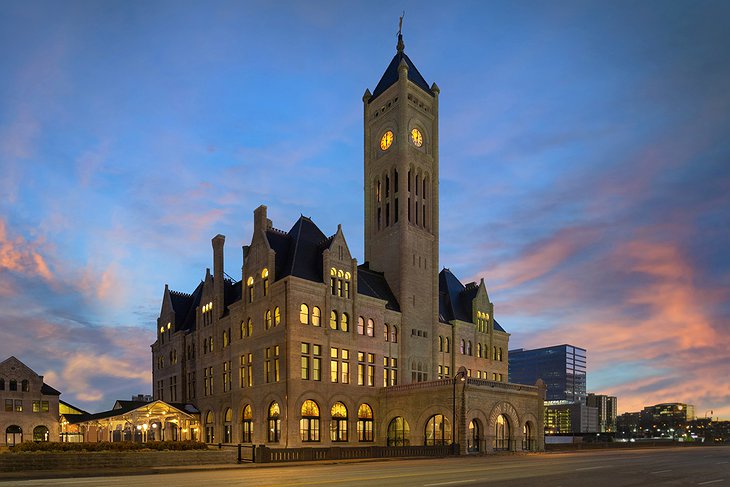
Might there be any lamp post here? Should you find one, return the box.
[452,369,467,454]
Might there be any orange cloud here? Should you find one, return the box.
[0,218,54,282]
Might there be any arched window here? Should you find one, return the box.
[265,310,272,329]
[300,304,309,325]
[223,408,233,443]
[9,379,17,391]
[205,411,214,443]
[33,425,49,442]
[439,336,443,352]
[467,341,472,356]
[300,400,320,442]
[424,414,451,446]
[330,310,338,330]
[21,380,29,392]
[241,405,253,443]
[495,414,511,450]
[312,306,321,326]
[330,267,337,295]
[247,277,254,302]
[357,404,374,442]
[340,313,349,332]
[268,402,281,442]
[5,425,22,446]
[274,306,281,326]
[391,326,398,343]
[477,343,482,358]
[358,316,365,335]
[223,330,229,347]
[366,319,374,337]
[330,402,348,442]
[246,318,252,337]
[261,268,269,296]
[468,420,481,452]
[460,340,465,355]
[387,417,410,446]
[384,323,390,341]
[445,337,450,353]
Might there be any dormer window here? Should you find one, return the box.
[330,268,352,298]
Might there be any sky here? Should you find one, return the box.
[1,0,729,419]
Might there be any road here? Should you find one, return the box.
[5,446,729,487]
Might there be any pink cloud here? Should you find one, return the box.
[0,218,54,282]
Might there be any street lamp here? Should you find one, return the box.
[452,368,467,454]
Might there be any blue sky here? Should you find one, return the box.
[1,0,729,418]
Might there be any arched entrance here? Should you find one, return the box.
[6,425,22,446]
[495,414,510,450]
[468,419,481,452]
[33,425,49,442]
[523,421,535,451]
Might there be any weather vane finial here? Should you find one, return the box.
[397,11,405,52]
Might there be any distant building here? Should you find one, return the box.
[616,411,641,438]
[0,356,61,445]
[544,401,598,434]
[639,403,694,438]
[586,393,617,432]
[509,345,586,402]
[131,394,153,402]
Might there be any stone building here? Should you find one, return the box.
[151,33,544,453]
[0,356,60,446]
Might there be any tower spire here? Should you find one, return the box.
[397,11,405,52]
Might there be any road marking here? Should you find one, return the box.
[575,466,610,471]
[698,480,724,486]
[651,470,673,474]
[424,481,477,487]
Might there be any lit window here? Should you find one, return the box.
[340,313,349,332]
[262,268,269,296]
[312,306,321,326]
[247,277,254,302]
[274,306,281,326]
[358,316,365,335]
[366,319,374,337]
[300,400,320,442]
[330,402,348,442]
[330,310,338,330]
[357,404,374,442]
[300,304,309,325]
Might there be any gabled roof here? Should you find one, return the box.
[41,383,61,396]
[438,268,507,332]
[169,281,203,332]
[357,263,400,311]
[370,46,433,102]
[266,216,329,283]
[66,400,199,424]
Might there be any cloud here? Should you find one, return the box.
[0,218,54,282]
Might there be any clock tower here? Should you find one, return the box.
[363,33,440,382]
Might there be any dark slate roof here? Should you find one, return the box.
[438,268,509,333]
[169,281,203,332]
[357,263,400,311]
[494,319,506,333]
[266,216,329,283]
[224,279,242,307]
[370,49,433,102]
[41,383,61,396]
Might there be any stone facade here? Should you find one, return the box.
[151,34,544,453]
[0,356,60,445]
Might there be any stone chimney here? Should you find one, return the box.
[212,234,225,318]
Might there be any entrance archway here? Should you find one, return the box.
[495,414,510,450]
[468,419,481,452]
[33,425,49,442]
[6,425,22,446]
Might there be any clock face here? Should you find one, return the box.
[411,128,423,147]
[380,130,393,151]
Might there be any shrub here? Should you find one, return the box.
[10,441,209,453]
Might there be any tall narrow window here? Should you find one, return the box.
[300,400,320,442]
[247,277,254,303]
[330,402,348,442]
[366,318,374,337]
[300,304,309,325]
[340,312,349,332]
[265,310,272,329]
[358,316,365,335]
[312,306,321,326]
[330,310,338,330]
[261,268,269,296]
[268,402,281,443]
[274,306,281,326]
[241,405,253,443]
[357,404,374,442]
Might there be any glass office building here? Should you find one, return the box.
[508,345,587,402]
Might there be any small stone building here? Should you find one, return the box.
[0,356,60,445]
[151,33,545,453]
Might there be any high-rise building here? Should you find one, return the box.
[639,403,694,438]
[586,393,617,432]
[147,31,545,453]
[509,345,587,402]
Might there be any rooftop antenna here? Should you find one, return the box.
[397,11,405,52]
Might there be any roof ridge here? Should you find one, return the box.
[169,290,193,298]
[268,227,288,236]
[287,217,305,276]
